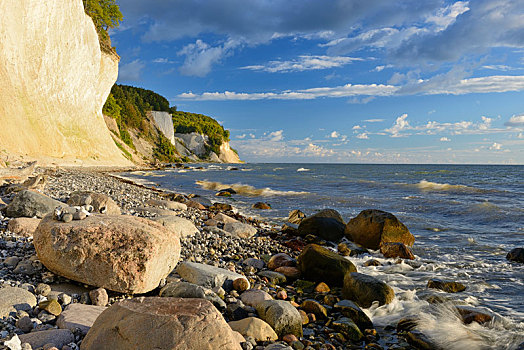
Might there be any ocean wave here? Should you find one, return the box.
[196,180,309,197]
[411,180,487,193]
[297,168,310,172]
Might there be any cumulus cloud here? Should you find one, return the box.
[385,114,411,137]
[330,131,340,138]
[178,39,239,77]
[242,56,363,73]
[356,133,369,139]
[118,59,145,82]
[505,114,524,127]
[440,137,451,142]
[266,130,284,142]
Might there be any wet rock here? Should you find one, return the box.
[342,273,395,308]
[334,300,373,331]
[89,287,108,306]
[506,248,524,263]
[177,261,249,291]
[288,210,306,225]
[210,203,233,211]
[67,191,121,215]
[159,281,226,310]
[314,282,330,293]
[224,222,258,239]
[34,214,181,294]
[456,306,493,325]
[6,190,67,218]
[427,279,466,293]
[253,202,271,210]
[56,303,106,335]
[240,289,273,308]
[332,317,364,341]
[268,253,296,270]
[146,198,187,211]
[150,215,199,239]
[275,266,301,280]
[300,300,327,319]
[7,217,41,237]
[233,278,250,292]
[363,259,382,267]
[259,271,287,285]
[18,329,74,350]
[380,242,415,260]
[229,317,278,342]
[297,244,357,286]
[0,286,37,318]
[406,330,434,350]
[256,300,303,338]
[344,209,415,250]
[297,209,345,242]
[82,297,242,350]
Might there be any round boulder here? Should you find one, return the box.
[342,272,394,308]
[298,209,345,242]
[298,244,356,286]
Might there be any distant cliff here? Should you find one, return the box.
[0,0,130,166]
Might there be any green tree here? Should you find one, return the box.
[83,0,123,31]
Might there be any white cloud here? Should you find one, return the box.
[440,137,451,142]
[372,64,393,72]
[505,114,524,127]
[236,134,246,139]
[178,39,239,77]
[267,130,284,142]
[490,142,502,150]
[352,125,362,130]
[242,55,363,73]
[117,59,145,82]
[356,133,369,139]
[364,119,385,123]
[385,114,411,137]
[330,131,340,138]
[425,1,470,31]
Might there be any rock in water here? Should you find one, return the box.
[6,190,67,218]
[334,300,374,331]
[297,209,346,242]
[81,297,242,350]
[345,209,415,250]
[256,300,303,338]
[380,242,415,260]
[297,244,357,286]
[288,209,306,224]
[506,248,524,263]
[67,191,121,215]
[342,272,395,308]
[427,279,466,293]
[253,202,271,209]
[34,214,180,294]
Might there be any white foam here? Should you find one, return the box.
[297,168,310,172]
[195,180,309,197]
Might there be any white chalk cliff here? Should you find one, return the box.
[0,0,131,166]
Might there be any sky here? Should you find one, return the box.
[111,0,524,164]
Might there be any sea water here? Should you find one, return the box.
[122,163,524,349]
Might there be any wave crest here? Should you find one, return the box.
[196,180,309,197]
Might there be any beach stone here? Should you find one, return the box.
[259,271,287,285]
[342,273,395,308]
[427,279,466,293]
[82,297,241,350]
[159,281,226,310]
[150,215,199,238]
[13,260,37,275]
[0,286,37,318]
[6,190,66,218]
[380,242,415,260]
[363,259,382,267]
[34,214,180,294]
[186,200,206,210]
[314,282,330,293]
[256,300,303,338]
[177,261,249,291]
[240,289,273,307]
[223,222,258,239]
[56,303,106,335]
[344,209,415,250]
[268,253,295,270]
[210,203,234,211]
[288,210,306,225]
[300,300,327,319]
[18,329,74,349]
[506,248,524,263]
[233,278,250,292]
[38,299,62,316]
[253,202,271,210]
[229,317,278,341]
[297,244,357,286]
[331,317,364,341]
[297,209,345,242]
[406,330,434,350]
[7,217,41,237]
[67,191,120,215]
[133,206,178,217]
[89,288,108,306]
[16,316,34,332]
[334,300,373,331]
[243,258,265,270]
[214,213,239,223]
[146,198,187,211]
[264,344,293,350]
[275,266,301,280]
[4,256,20,267]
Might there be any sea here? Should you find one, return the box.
[121,163,524,349]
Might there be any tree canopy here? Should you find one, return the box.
[83,0,123,31]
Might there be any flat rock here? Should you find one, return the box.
[268,253,295,270]
[34,214,180,294]
[258,270,287,285]
[223,222,258,239]
[214,213,239,224]
[380,242,415,260]
[56,303,106,335]
[297,244,356,286]
[6,190,66,218]
[81,297,241,350]
[228,317,278,342]
[345,209,415,250]
[240,289,273,307]
[256,300,303,338]
[177,262,249,291]
[18,329,74,349]
[7,217,41,237]
[0,286,37,318]
[146,198,187,211]
[297,209,345,242]
[343,273,395,308]
[159,281,226,310]
[67,191,120,215]
[150,215,199,238]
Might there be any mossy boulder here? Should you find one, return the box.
[298,244,356,286]
[298,209,345,242]
[342,272,394,308]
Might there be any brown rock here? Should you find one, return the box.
[337,243,351,256]
[56,303,106,335]
[67,191,121,215]
[298,209,345,242]
[82,297,241,350]
[275,266,301,280]
[345,209,415,250]
[427,279,466,293]
[297,244,357,286]
[282,334,298,343]
[314,282,330,293]
[299,310,309,324]
[300,300,327,319]
[233,278,249,292]
[7,218,41,237]
[34,214,180,294]
[186,200,206,210]
[19,329,74,350]
[380,242,415,260]
[268,253,296,270]
[89,288,108,306]
[456,306,492,325]
[288,210,306,224]
[342,273,394,308]
[228,317,278,342]
[253,202,271,210]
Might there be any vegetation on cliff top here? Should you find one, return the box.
[83,0,122,55]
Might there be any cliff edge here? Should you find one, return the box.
[0,0,131,166]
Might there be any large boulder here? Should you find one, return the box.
[256,300,303,338]
[228,317,278,342]
[34,214,180,294]
[345,209,415,250]
[506,248,524,263]
[5,190,66,218]
[297,209,345,241]
[334,300,373,331]
[223,222,258,239]
[150,215,199,239]
[297,244,356,286]
[0,286,37,318]
[342,273,395,308]
[67,191,121,215]
[380,242,415,260]
[177,262,249,291]
[81,297,241,350]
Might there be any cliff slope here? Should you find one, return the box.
[0,0,131,166]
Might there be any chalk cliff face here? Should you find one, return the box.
[218,141,241,163]
[0,0,130,166]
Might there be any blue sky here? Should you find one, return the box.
[112,0,524,164]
